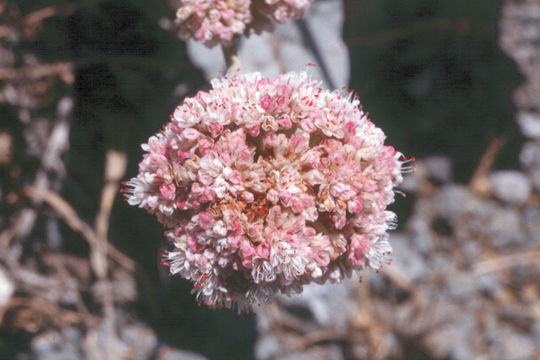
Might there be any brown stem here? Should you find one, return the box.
[222,38,242,75]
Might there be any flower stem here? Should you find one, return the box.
[222,37,242,75]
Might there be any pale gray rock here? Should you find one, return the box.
[446,273,478,301]
[523,206,540,243]
[399,156,453,193]
[486,207,525,248]
[422,155,453,183]
[532,321,540,343]
[520,141,540,190]
[500,332,537,360]
[431,185,470,221]
[528,167,540,191]
[31,328,82,360]
[489,170,532,205]
[423,314,475,360]
[399,165,425,192]
[0,267,14,311]
[120,323,158,360]
[276,274,359,331]
[389,234,427,282]
[406,218,434,255]
[518,112,540,139]
[254,334,282,360]
[476,274,501,298]
[185,40,224,77]
[520,141,540,169]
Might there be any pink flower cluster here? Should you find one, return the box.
[174,0,314,47]
[126,72,404,312]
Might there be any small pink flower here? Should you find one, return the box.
[159,183,176,200]
[256,242,271,259]
[260,94,275,112]
[277,114,292,129]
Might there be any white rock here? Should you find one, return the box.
[520,141,540,190]
[520,141,540,169]
[0,267,14,311]
[518,112,540,138]
[185,40,224,77]
[423,155,453,183]
[489,170,532,205]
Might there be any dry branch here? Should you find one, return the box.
[469,137,505,196]
[22,186,136,272]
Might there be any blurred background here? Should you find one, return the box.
[0,0,539,359]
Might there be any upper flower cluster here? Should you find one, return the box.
[175,0,314,47]
[126,72,404,312]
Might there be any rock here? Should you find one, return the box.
[120,323,158,360]
[276,275,359,332]
[255,334,282,360]
[241,0,349,88]
[500,332,536,360]
[399,156,452,193]
[431,185,470,221]
[0,267,14,311]
[423,314,475,360]
[486,207,525,248]
[389,234,427,282]
[520,141,540,169]
[422,156,453,183]
[477,274,501,298]
[399,165,425,193]
[185,40,223,77]
[518,112,540,139]
[31,328,82,360]
[489,170,532,205]
[523,206,540,243]
[446,273,478,301]
[297,0,350,87]
[83,326,129,360]
[520,141,540,191]
[528,167,540,192]
[406,218,434,255]
[532,321,540,343]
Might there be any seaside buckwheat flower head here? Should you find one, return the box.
[174,0,314,47]
[126,72,405,313]
[175,0,252,47]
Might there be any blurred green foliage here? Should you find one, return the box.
[344,0,522,181]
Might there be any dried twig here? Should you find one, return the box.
[22,186,136,272]
[93,150,127,277]
[474,250,540,275]
[0,63,74,84]
[469,137,505,196]
[92,150,127,346]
